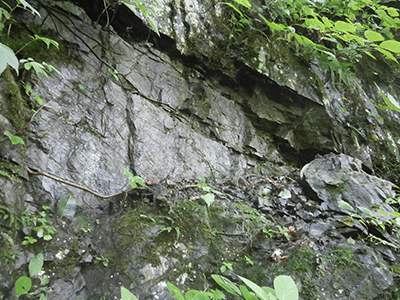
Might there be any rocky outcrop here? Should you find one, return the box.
[0,0,400,299]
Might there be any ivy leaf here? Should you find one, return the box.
[0,43,19,75]
[365,30,384,42]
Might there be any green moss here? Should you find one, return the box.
[2,22,62,63]
[328,247,359,278]
[0,157,24,183]
[1,69,31,132]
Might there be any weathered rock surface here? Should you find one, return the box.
[0,0,400,299]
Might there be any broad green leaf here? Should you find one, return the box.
[233,0,251,8]
[42,62,63,78]
[365,30,384,42]
[32,34,59,49]
[238,276,271,300]
[121,286,139,300]
[15,276,32,296]
[374,46,398,63]
[29,252,44,277]
[0,43,19,75]
[167,282,185,300]
[377,209,386,216]
[147,16,160,36]
[239,285,258,300]
[40,293,47,300]
[335,20,356,33]
[201,193,215,207]
[185,290,210,300]
[259,14,286,31]
[262,287,277,299]
[364,51,376,59]
[304,18,325,30]
[278,189,291,199]
[274,275,298,300]
[224,3,243,16]
[124,168,133,179]
[321,16,334,29]
[20,59,49,77]
[211,289,226,300]
[358,206,375,217]
[212,275,241,296]
[390,211,400,218]
[4,131,25,145]
[386,7,399,17]
[379,40,400,53]
[338,200,354,211]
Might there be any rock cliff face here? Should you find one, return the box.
[0,0,400,299]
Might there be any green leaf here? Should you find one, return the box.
[167,282,185,300]
[278,189,291,199]
[377,209,386,216]
[29,252,44,277]
[238,276,271,300]
[239,285,258,300]
[262,287,277,299]
[390,211,400,218]
[379,40,400,53]
[0,43,19,75]
[185,290,210,300]
[304,18,325,30]
[124,168,133,179]
[211,289,226,300]
[40,293,47,300]
[386,7,399,17]
[358,206,375,217]
[274,275,298,300]
[259,14,286,31]
[364,51,377,60]
[19,0,41,17]
[4,131,25,145]
[20,58,49,77]
[224,3,243,16]
[201,193,215,207]
[15,276,32,296]
[32,34,59,49]
[212,275,241,296]
[364,30,384,42]
[147,16,160,36]
[232,0,251,8]
[374,46,399,63]
[335,20,356,33]
[338,200,354,211]
[121,286,139,300]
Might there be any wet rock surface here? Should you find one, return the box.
[0,1,400,299]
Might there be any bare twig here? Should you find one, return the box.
[27,167,144,199]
